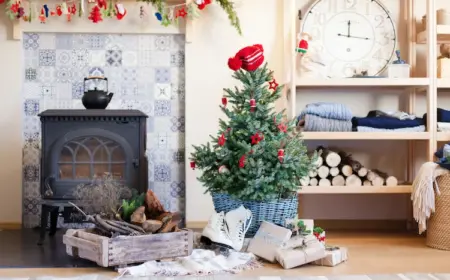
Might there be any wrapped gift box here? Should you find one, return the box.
[247,221,292,262]
[275,234,326,269]
[313,247,348,267]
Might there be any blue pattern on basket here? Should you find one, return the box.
[211,193,298,237]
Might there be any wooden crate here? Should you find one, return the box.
[63,228,194,267]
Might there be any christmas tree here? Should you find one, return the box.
[190,44,315,202]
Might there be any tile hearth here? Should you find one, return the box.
[22,33,186,228]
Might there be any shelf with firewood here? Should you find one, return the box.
[298,146,406,194]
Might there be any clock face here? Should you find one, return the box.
[301,0,397,78]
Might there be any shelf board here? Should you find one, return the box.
[298,185,412,194]
[295,78,429,88]
[437,132,450,141]
[438,79,450,89]
[301,132,430,140]
[417,25,450,44]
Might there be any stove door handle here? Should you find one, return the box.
[132,159,139,168]
[44,175,55,197]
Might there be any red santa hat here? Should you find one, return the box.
[228,44,264,72]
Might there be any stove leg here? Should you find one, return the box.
[49,207,59,236]
[37,204,50,245]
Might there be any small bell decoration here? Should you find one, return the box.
[249,98,256,112]
[278,149,285,163]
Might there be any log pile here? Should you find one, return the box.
[301,146,399,187]
[70,190,182,237]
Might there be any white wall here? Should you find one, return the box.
[1,0,450,224]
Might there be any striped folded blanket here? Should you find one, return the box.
[356,125,426,132]
[298,102,353,121]
[302,114,352,132]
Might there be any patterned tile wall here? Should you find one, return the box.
[22,33,186,228]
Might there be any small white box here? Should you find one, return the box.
[438,58,450,78]
[388,64,411,78]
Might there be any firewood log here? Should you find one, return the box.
[316,146,341,167]
[331,175,345,186]
[386,176,398,187]
[338,151,362,172]
[363,180,372,186]
[369,169,388,187]
[345,174,362,187]
[313,156,323,168]
[366,170,376,181]
[309,177,318,186]
[130,206,146,224]
[300,176,310,187]
[329,167,339,177]
[309,170,318,178]
[317,165,330,179]
[341,165,353,177]
[357,167,368,177]
[142,220,163,233]
[145,190,166,219]
[318,178,331,187]
[371,176,384,187]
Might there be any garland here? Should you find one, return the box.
[2,0,241,35]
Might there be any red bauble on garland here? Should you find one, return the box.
[239,155,246,168]
[278,149,285,163]
[196,0,211,10]
[222,97,227,107]
[249,99,256,112]
[190,161,196,170]
[250,132,263,145]
[218,133,226,146]
[88,5,103,23]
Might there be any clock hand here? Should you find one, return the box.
[348,35,370,40]
[347,20,351,37]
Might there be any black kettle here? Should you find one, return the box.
[82,76,114,109]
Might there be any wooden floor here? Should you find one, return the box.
[1,232,450,278]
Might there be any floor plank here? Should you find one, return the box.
[1,232,450,278]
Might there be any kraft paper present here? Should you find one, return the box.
[246,221,292,262]
[275,234,326,269]
[313,247,348,267]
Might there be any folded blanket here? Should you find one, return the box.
[366,110,416,120]
[352,116,424,129]
[356,125,426,132]
[438,122,450,132]
[423,108,450,125]
[298,102,352,121]
[302,114,352,132]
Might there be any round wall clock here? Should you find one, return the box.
[301,0,397,78]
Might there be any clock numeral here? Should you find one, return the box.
[314,13,326,25]
[374,15,384,28]
[364,0,371,15]
[328,0,337,13]
[377,32,394,46]
[309,27,322,41]
[343,0,357,10]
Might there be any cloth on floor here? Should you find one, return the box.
[302,114,352,132]
[411,162,449,234]
[438,122,450,132]
[298,102,352,121]
[366,110,416,120]
[116,249,261,277]
[351,116,424,129]
[355,125,426,132]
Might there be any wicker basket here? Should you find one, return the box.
[211,193,298,237]
[426,173,450,250]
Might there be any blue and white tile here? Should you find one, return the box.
[153,117,173,133]
[135,100,154,116]
[55,34,73,49]
[170,181,185,198]
[154,100,172,116]
[88,67,105,77]
[170,116,185,133]
[24,131,40,149]
[122,51,138,67]
[23,146,40,166]
[117,34,139,51]
[171,35,185,50]
[23,83,41,99]
[37,67,56,83]
[148,162,155,182]
[23,116,40,134]
[87,34,106,50]
[55,66,73,83]
[136,83,154,100]
[122,67,138,82]
[71,49,89,68]
[24,182,41,198]
[138,49,152,67]
[119,83,138,99]
[170,68,184,84]
[106,49,123,67]
[72,82,84,99]
[55,50,72,67]
[72,99,85,109]
[137,67,155,83]
[170,51,185,67]
[154,35,172,51]
[171,150,185,164]
[155,67,171,83]
[39,49,56,67]
[72,66,90,82]
[154,84,171,100]
[38,33,56,49]
[104,67,123,83]
[150,51,171,67]
[154,164,172,182]
[119,99,140,110]
[23,214,40,228]
[24,99,40,116]
[72,34,90,49]
[23,164,40,182]
[171,83,185,100]
[89,50,106,67]
[40,84,56,99]
[23,33,40,50]
[24,50,39,68]
[25,68,38,81]
[138,35,155,51]
[55,83,72,100]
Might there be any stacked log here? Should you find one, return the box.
[304,147,399,187]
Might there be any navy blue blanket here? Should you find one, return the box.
[352,116,424,129]
[423,108,450,125]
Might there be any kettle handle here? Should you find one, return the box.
[84,76,108,92]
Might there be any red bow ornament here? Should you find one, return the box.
[278,149,285,163]
[249,99,256,112]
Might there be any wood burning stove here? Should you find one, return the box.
[37,109,148,244]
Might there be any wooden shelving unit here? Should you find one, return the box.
[284,0,439,195]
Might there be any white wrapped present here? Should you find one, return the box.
[275,234,326,269]
[246,221,292,262]
[313,247,348,267]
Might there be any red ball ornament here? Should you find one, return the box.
[190,161,196,170]
[278,149,285,163]
[222,97,228,107]
[249,99,256,112]
[239,155,246,168]
[218,133,226,147]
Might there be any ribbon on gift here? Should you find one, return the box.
[255,230,286,246]
[316,246,349,266]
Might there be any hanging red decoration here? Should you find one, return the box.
[196,0,211,10]
[56,5,62,16]
[115,3,126,20]
[69,4,77,14]
[88,5,103,23]
[222,97,227,107]
[249,99,256,112]
[277,123,287,133]
[250,132,263,145]
[0,0,5,4]
[218,133,226,146]
[269,79,279,91]
[97,0,107,9]
[190,161,196,170]
[239,155,246,168]
[278,149,285,163]
[176,7,187,18]
[39,7,46,23]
